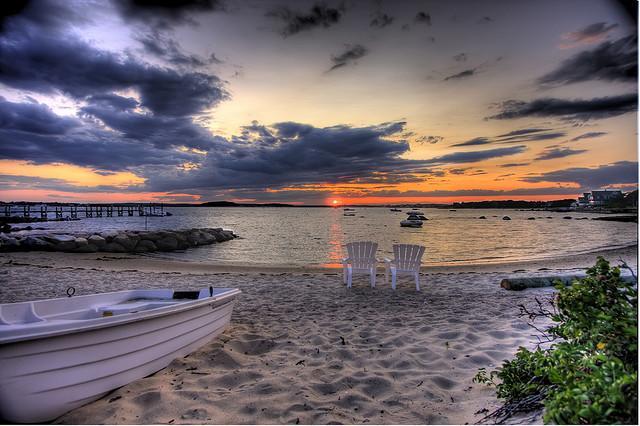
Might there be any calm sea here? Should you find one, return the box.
[18,207,638,267]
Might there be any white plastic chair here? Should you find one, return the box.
[342,241,379,288]
[384,244,426,291]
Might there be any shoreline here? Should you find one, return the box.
[1,244,636,276]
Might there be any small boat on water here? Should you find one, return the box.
[0,287,241,423]
[343,213,356,216]
[343,208,355,211]
[408,210,425,215]
[390,208,402,212]
[401,214,423,227]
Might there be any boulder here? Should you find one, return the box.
[103,242,127,253]
[42,234,76,251]
[156,236,178,251]
[22,236,51,251]
[563,216,572,219]
[502,216,511,221]
[527,217,535,220]
[74,244,98,253]
[140,231,161,242]
[114,233,137,251]
[43,234,75,244]
[478,216,487,219]
[134,239,157,252]
[100,230,119,241]
[174,232,190,249]
[0,234,20,251]
[54,240,77,251]
[87,234,106,248]
[218,230,236,241]
[75,237,89,247]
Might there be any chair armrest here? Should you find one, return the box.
[341,257,351,264]
[383,258,393,264]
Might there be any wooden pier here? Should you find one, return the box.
[1,203,166,219]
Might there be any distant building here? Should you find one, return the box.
[591,190,623,206]
[577,192,591,208]
[575,189,623,208]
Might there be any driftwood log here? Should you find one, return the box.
[501,275,636,291]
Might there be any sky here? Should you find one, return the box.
[0,0,637,205]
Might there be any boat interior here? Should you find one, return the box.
[0,288,232,326]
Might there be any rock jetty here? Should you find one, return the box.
[0,228,236,253]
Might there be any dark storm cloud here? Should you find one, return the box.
[0,0,84,33]
[497,128,551,137]
[328,44,368,71]
[136,30,221,68]
[0,124,199,171]
[87,94,139,111]
[0,98,213,170]
[370,11,394,28]
[80,98,225,151]
[561,22,619,45]
[113,0,223,28]
[268,3,342,37]
[522,161,638,188]
[145,123,527,193]
[415,135,444,144]
[451,137,491,147]
[0,97,80,135]
[451,130,565,148]
[570,131,608,141]
[0,27,227,117]
[443,68,476,81]
[422,146,526,165]
[500,162,531,168]
[487,94,637,121]
[414,11,431,26]
[535,147,588,160]
[448,168,469,175]
[538,35,637,86]
[146,121,421,192]
[497,131,566,144]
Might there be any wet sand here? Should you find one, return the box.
[0,245,636,424]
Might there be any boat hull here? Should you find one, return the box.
[400,221,422,227]
[0,294,237,423]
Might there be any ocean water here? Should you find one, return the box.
[17,207,638,267]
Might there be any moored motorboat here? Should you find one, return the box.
[390,208,402,212]
[0,287,241,423]
[401,214,423,227]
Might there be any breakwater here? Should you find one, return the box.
[0,228,236,253]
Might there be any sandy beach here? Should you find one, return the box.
[0,245,636,424]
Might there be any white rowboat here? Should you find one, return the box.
[0,287,241,423]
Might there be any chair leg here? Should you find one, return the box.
[415,272,420,291]
[384,266,389,283]
[391,269,397,290]
[371,269,376,288]
[343,267,347,285]
[347,268,352,288]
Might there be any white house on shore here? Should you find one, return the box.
[575,189,623,208]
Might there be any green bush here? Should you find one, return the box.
[475,257,638,424]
